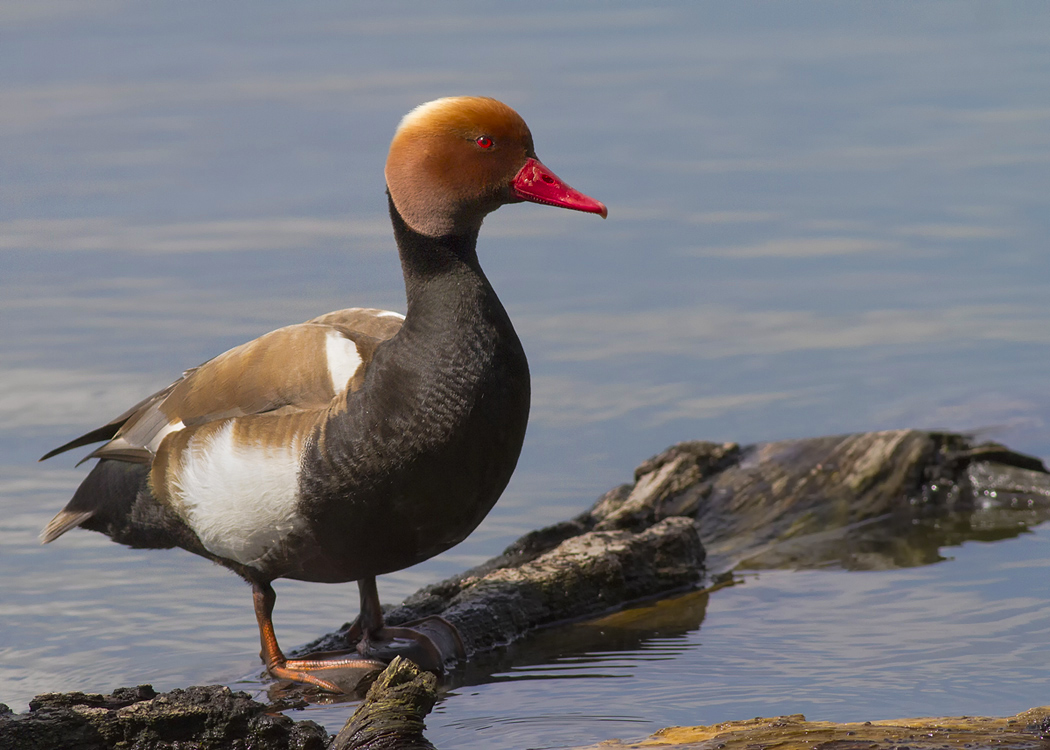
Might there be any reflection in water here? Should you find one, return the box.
[459,588,712,687]
[734,503,1050,572]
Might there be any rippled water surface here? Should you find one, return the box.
[3,3,1050,749]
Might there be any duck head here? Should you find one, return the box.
[385,96,607,238]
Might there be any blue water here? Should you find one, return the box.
[3,3,1050,748]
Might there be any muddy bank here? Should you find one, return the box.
[5,430,1050,749]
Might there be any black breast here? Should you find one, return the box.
[291,232,531,584]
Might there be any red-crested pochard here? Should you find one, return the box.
[40,96,606,692]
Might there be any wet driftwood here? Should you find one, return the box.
[571,708,1050,750]
[7,430,1050,749]
[300,517,705,661]
[329,657,437,750]
[307,429,1050,662]
[598,430,1050,574]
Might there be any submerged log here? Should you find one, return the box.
[638,431,1050,572]
[565,430,1050,574]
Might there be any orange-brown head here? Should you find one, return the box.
[385,96,607,238]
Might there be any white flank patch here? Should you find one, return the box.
[377,309,405,319]
[175,421,303,568]
[325,331,363,394]
[147,419,185,453]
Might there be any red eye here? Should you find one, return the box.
[475,135,494,150]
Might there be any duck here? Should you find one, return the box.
[39,96,606,692]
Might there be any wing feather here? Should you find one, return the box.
[41,308,404,463]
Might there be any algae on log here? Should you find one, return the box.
[329,657,437,750]
[572,708,1050,750]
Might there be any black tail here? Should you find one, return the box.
[41,460,176,550]
[39,423,124,462]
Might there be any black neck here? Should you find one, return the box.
[387,194,489,322]
[297,196,531,577]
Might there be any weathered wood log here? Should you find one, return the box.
[570,707,1050,750]
[307,429,1050,661]
[303,516,705,659]
[329,657,437,750]
[617,431,1050,572]
[566,430,1050,574]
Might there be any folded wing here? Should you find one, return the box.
[40,308,404,466]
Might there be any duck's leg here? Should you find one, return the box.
[252,581,383,693]
[252,578,464,692]
[350,576,465,671]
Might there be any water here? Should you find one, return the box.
[3,2,1050,748]
[424,530,1050,748]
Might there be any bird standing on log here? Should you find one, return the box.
[40,96,606,692]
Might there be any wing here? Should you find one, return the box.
[41,307,405,465]
[306,307,405,340]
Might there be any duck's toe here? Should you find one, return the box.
[355,616,465,674]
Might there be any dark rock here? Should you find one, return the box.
[1,661,441,750]
[0,684,329,750]
[27,684,157,712]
